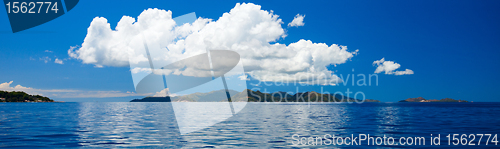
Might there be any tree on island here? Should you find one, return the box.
[0,91,53,102]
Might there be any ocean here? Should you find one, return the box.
[0,102,499,148]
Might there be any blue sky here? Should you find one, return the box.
[1,0,499,102]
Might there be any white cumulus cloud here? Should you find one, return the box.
[40,56,51,63]
[373,58,414,75]
[238,74,250,80]
[54,58,64,64]
[131,67,152,74]
[152,88,177,97]
[0,81,32,90]
[69,3,357,85]
[288,14,305,27]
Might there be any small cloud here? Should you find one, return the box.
[67,45,80,59]
[0,81,31,90]
[288,14,305,27]
[54,58,64,64]
[131,67,152,74]
[153,88,177,97]
[373,58,414,75]
[393,69,414,75]
[238,74,250,80]
[44,50,53,53]
[40,56,51,63]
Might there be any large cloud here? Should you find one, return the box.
[69,3,357,85]
[373,58,414,75]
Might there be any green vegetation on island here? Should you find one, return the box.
[130,97,171,102]
[244,89,372,102]
[0,91,53,102]
[399,97,468,102]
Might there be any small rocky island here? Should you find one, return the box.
[0,91,53,102]
[399,97,468,102]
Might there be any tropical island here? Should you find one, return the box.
[131,89,381,102]
[0,91,54,102]
[398,97,468,102]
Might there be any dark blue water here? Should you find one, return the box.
[0,102,499,148]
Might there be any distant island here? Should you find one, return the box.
[399,97,468,102]
[0,91,53,102]
[130,89,381,102]
[130,97,171,102]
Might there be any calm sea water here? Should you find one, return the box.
[0,102,499,148]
